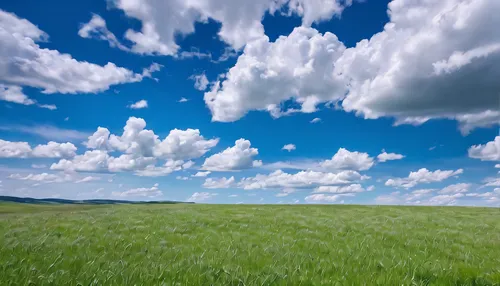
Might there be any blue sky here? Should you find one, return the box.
[0,0,499,205]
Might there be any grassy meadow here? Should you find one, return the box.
[1,203,499,285]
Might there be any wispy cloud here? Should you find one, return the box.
[0,125,89,141]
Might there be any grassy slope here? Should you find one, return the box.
[1,203,499,285]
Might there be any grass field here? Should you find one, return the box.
[1,203,499,285]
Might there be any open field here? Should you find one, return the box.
[1,203,499,285]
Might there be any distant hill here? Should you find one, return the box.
[0,196,193,205]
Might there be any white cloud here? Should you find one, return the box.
[202,139,258,171]
[252,160,263,167]
[377,151,404,162]
[191,73,209,91]
[38,104,57,110]
[305,193,354,203]
[468,136,500,161]
[385,168,464,189]
[176,176,189,181]
[192,171,211,177]
[178,97,189,103]
[313,184,365,194]
[282,144,296,152]
[112,183,162,198]
[202,0,500,133]
[374,189,468,206]
[0,124,89,141]
[275,187,297,197]
[0,84,34,105]
[154,128,219,160]
[128,99,148,109]
[0,10,161,95]
[202,176,235,189]
[239,169,368,190]
[182,161,195,169]
[438,183,470,194]
[32,142,77,158]
[0,139,76,158]
[483,177,500,187]
[118,158,181,177]
[78,14,130,51]
[8,172,73,184]
[31,164,47,169]
[51,150,110,172]
[106,0,350,56]
[374,191,403,205]
[338,0,500,133]
[53,117,218,176]
[205,27,347,122]
[320,148,374,171]
[310,118,321,123]
[84,117,218,160]
[75,176,101,183]
[187,192,218,202]
[0,139,32,158]
[426,194,464,206]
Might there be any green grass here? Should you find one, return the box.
[1,204,499,285]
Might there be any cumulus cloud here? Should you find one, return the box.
[239,169,368,190]
[0,139,32,158]
[203,0,500,133]
[468,136,500,161]
[205,27,347,122]
[282,144,296,152]
[0,139,77,158]
[187,192,218,202]
[104,0,351,56]
[51,150,110,172]
[202,176,235,189]
[31,142,77,158]
[377,151,404,162]
[338,0,500,133]
[385,168,464,189]
[53,117,218,176]
[0,10,161,95]
[202,139,258,171]
[320,148,374,171]
[128,100,148,109]
[84,117,218,159]
[134,159,185,177]
[112,183,162,198]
